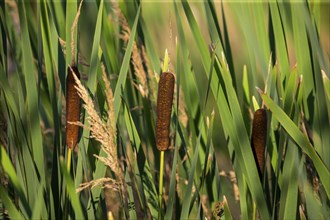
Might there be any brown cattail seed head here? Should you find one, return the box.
[66,66,81,149]
[156,72,175,151]
[251,108,267,176]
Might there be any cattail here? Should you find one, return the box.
[156,72,175,151]
[66,66,81,149]
[251,108,267,176]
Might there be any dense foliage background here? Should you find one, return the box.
[0,1,329,219]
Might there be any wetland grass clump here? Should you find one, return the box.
[156,72,175,151]
[1,2,328,219]
[251,108,267,176]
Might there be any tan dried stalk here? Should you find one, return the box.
[177,84,188,128]
[141,46,158,103]
[110,1,148,98]
[71,0,83,65]
[131,43,148,97]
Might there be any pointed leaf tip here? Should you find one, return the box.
[256,87,263,94]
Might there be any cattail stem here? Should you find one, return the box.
[253,203,257,220]
[67,148,72,173]
[158,151,165,219]
[64,148,72,218]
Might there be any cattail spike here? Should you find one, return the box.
[66,66,81,149]
[251,108,267,177]
[156,72,175,151]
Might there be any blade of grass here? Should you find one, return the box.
[302,3,328,72]
[291,3,313,120]
[139,18,161,73]
[322,71,330,102]
[228,3,264,87]
[122,101,158,218]
[216,54,270,218]
[101,7,120,74]
[243,65,251,105]
[78,1,104,203]
[60,158,84,219]
[223,195,233,220]
[0,2,6,71]
[0,64,20,120]
[40,0,61,163]
[283,68,298,114]
[180,122,203,219]
[278,139,299,219]
[86,0,104,93]
[174,1,201,145]
[164,143,178,219]
[114,6,140,121]
[179,1,270,217]
[309,39,330,170]
[180,49,215,218]
[31,181,47,219]
[17,0,45,182]
[85,5,140,218]
[51,1,65,38]
[0,146,31,217]
[269,2,290,81]
[3,6,21,68]
[300,158,327,219]
[0,185,23,219]
[259,91,330,198]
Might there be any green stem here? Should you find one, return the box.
[64,148,72,218]
[158,150,165,220]
[253,202,257,220]
[67,148,72,173]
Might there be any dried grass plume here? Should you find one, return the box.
[72,63,121,192]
